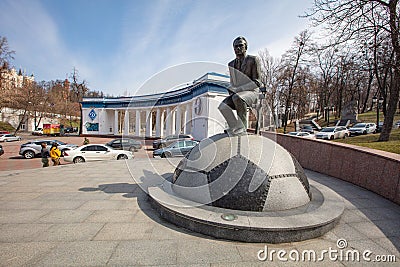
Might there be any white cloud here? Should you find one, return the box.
[0,0,99,83]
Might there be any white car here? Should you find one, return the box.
[63,144,134,163]
[348,123,376,135]
[288,132,315,139]
[315,127,349,140]
[0,134,21,142]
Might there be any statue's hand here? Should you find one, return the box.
[229,86,242,93]
[228,86,237,93]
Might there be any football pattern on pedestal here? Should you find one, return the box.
[172,134,311,212]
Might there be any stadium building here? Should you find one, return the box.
[80,73,245,141]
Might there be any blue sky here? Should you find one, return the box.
[0,0,314,96]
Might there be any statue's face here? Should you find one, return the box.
[233,39,247,57]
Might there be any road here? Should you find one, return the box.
[0,133,154,171]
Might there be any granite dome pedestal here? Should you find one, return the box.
[172,134,311,211]
[148,133,344,243]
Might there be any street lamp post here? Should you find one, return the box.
[372,96,384,129]
[279,105,284,129]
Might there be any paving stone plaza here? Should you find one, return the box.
[0,158,399,266]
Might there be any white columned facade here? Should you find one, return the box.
[124,110,130,135]
[171,108,176,135]
[160,110,164,137]
[81,72,230,140]
[155,109,162,137]
[135,110,141,137]
[184,103,192,134]
[182,106,187,134]
[145,109,152,137]
[114,110,119,135]
[165,107,171,136]
[175,106,181,134]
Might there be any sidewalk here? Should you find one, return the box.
[0,160,398,266]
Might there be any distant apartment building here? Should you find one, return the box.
[0,65,70,132]
[0,63,35,89]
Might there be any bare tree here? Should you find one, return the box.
[0,36,16,110]
[70,68,88,134]
[278,30,312,133]
[6,81,42,133]
[70,68,88,102]
[307,0,400,140]
[0,36,15,67]
[309,42,341,120]
[258,49,280,127]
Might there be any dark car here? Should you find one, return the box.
[300,125,315,134]
[152,134,194,149]
[0,144,4,156]
[64,127,78,133]
[106,138,142,152]
[153,140,198,158]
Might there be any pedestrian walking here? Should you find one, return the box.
[41,143,50,167]
[50,143,61,166]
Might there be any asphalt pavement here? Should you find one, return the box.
[0,134,152,171]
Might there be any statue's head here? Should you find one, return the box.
[233,36,247,57]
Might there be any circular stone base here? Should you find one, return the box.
[147,169,344,243]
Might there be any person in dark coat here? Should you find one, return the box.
[41,143,50,167]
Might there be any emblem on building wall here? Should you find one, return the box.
[88,109,97,121]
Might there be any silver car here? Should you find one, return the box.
[0,134,21,142]
[152,134,194,149]
[348,123,376,135]
[19,140,78,159]
[153,140,199,158]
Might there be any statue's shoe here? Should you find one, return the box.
[233,127,247,135]
[224,127,246,136]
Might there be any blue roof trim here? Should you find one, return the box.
[81,81,229,109]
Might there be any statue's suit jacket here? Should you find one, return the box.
[228,55,262,106]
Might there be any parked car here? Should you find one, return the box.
[288,132,315,138]
[64,127,78,133]
[106,138,142,152]
[348,123,376,136]
[377,122,384,133]
[0,134,21,142]
[0,144,4,156]
[19,140,78,159]
[32,128,43,135]
[300,125,315,134]
[394,120,400,129]
[63,144,134,163]
[0,131,10,135]
[153,140,199,158]
[315,126,349,140]
[152,134,194,149]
